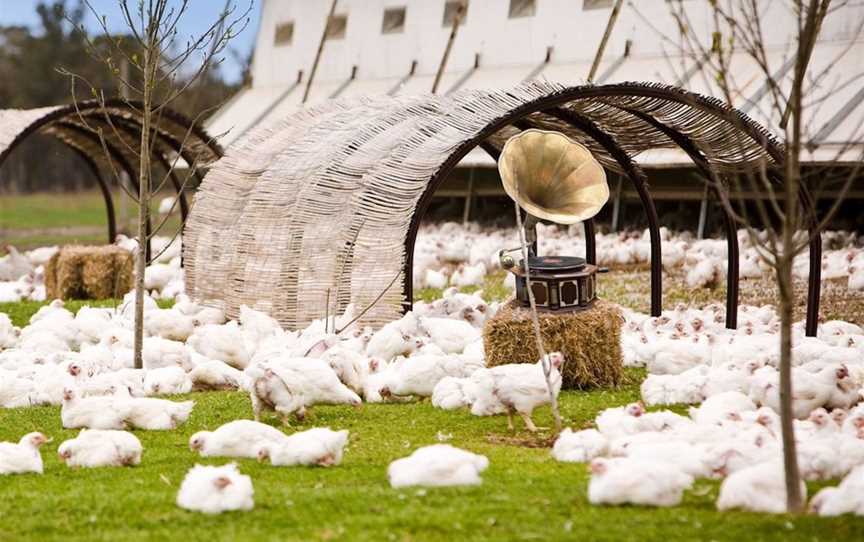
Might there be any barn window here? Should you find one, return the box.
[442,1,467,26]
[326,14,347,40]
[382,7,406,34]
[509,0,536,18]
[274,22,294,46]
[584,0,613,9]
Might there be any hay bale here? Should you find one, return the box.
[45,245,133,300]
[483,299,624,389]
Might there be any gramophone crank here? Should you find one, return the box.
[496,129,610,312]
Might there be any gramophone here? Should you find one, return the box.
[497,129,610,312]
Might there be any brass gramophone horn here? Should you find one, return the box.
[498,129,609,225]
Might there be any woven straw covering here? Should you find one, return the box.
[184,81,783,331]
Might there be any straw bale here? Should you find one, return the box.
[45,245,133,300]
[483,299,623,389]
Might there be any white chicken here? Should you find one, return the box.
[257,427,349,467]
[187,321,251,369]
[417,317,480,354]
[587,457,694,507]
[378,354,483,399]
[115,393,195,430]
[189,359,245,391]
[176,463,254,514]
[61,388,129,430]
[388,444,489,488]
[810,464,864,516]
[0,432,49,475]
[467,353,564,432]
[143,366,193,396]
[245,358,361,423]
[58,430,142,467]
[552,428,609,463]
[190,420,288,458]
[717,461,806,513]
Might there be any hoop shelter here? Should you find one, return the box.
[0,100,222,242]
[184,81,823,335]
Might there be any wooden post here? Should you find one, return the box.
[432,2,465,94]
[587,0,625,83]
[303,0,339,103]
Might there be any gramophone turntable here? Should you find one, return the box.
[496,129,609,312]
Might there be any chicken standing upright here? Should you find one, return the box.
[468,352,564,432]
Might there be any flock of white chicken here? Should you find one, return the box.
[0,235,184,303]
[0,285,563,513]
[1,223,863,517]
[555,302,864,514]
[2,224,863,305]
[413,223,864,291]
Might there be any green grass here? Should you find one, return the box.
[1,191,182,252]
[1,192,114,231]
[1,387,861,541]
[1,303,863,541]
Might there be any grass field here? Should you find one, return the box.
[1,191,181,251]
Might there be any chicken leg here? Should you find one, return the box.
[519,412,539,432]
[506,410,515,431]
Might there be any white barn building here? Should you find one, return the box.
[208,0,864,226]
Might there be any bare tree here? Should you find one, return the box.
[646,0,864,512]
[62,0,250,368]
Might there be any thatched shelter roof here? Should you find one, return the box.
[184,81,823,335]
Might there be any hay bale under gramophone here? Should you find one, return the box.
[45,245,133,300]
[483,299,623,389]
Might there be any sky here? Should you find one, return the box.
[0,0,262,84]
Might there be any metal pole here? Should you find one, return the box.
[697,182,709,239]
[611,174,623,232]
[432,2,465,94]
[303,0,338,103]
[462,167,475,225]
[587,0,625,82]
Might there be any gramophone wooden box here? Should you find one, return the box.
[512,255,597,312]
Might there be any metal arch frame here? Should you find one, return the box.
[0,99,221,256]
[619,106,741,329]
[87,115,200,223]
[53,121,154,261]
[402,83,822,330]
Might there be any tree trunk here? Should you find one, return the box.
[777,253,803,512]
[133,38,156,371]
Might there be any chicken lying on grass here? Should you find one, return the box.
[58,430,142,468]
[190,420,289,459]
[257,427,349,467]
[388,444,489,488]
[588,457,694,507]
[810,464,864,516]
[244,357,361,424]
[176,463,254,514]
[0,432,49,475]
[717,461,807,514]
[61,388,194,430]
[431,352,564,432]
